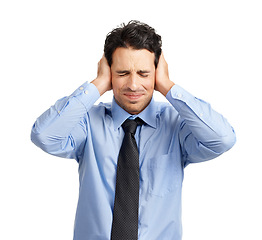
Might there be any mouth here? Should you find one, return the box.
[123,93,144,101]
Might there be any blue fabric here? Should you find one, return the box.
[31,82,236,240]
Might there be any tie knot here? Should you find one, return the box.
[122,118,144,134]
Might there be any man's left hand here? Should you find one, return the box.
[155,53,175,96]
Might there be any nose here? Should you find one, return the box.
[127,73,139,91]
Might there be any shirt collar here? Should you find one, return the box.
[111,97,157,130]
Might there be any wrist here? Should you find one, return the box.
[157,80,175,97]
[91,77,110,96]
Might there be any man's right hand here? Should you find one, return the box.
[91,55,112,96]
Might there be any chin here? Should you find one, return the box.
[124,102,148,115]
[115,96,152,115]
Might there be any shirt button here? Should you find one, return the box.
[200,113,203,117]
[177,93,182,98]
[84,90,88,94]
[79,87,84,90]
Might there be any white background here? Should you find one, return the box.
[1,0,261,239]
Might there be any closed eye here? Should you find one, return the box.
[139,73,149,78]
[119,73,129,77]
[116,71,130,77]
[138,70,150,78]
[116,70,150,77]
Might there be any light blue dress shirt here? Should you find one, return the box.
[31,82,236,240]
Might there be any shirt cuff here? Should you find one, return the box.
[166,84,197,113]
[59,81,99,111]
[71,82,100,110]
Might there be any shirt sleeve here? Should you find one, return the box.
[166,84,236,166]
[31,82,100,161]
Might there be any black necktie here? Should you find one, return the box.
[111,118,143,240]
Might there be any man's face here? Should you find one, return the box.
[111,47,155,115]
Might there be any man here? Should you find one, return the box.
[31,21,236,240]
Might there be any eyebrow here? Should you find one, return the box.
[116,70,151,74]
[116,70,130,74]
[137,70,150,74]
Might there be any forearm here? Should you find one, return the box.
[166,85,236,163]
[31,82,100,158]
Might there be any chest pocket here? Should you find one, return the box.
[147,153,183,197]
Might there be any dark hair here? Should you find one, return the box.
[104,20,162,68]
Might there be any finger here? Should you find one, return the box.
[160,52,166,62]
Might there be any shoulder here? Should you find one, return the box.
[153,101,181,128]
[155,101,178,117]
[88,101,112,118]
